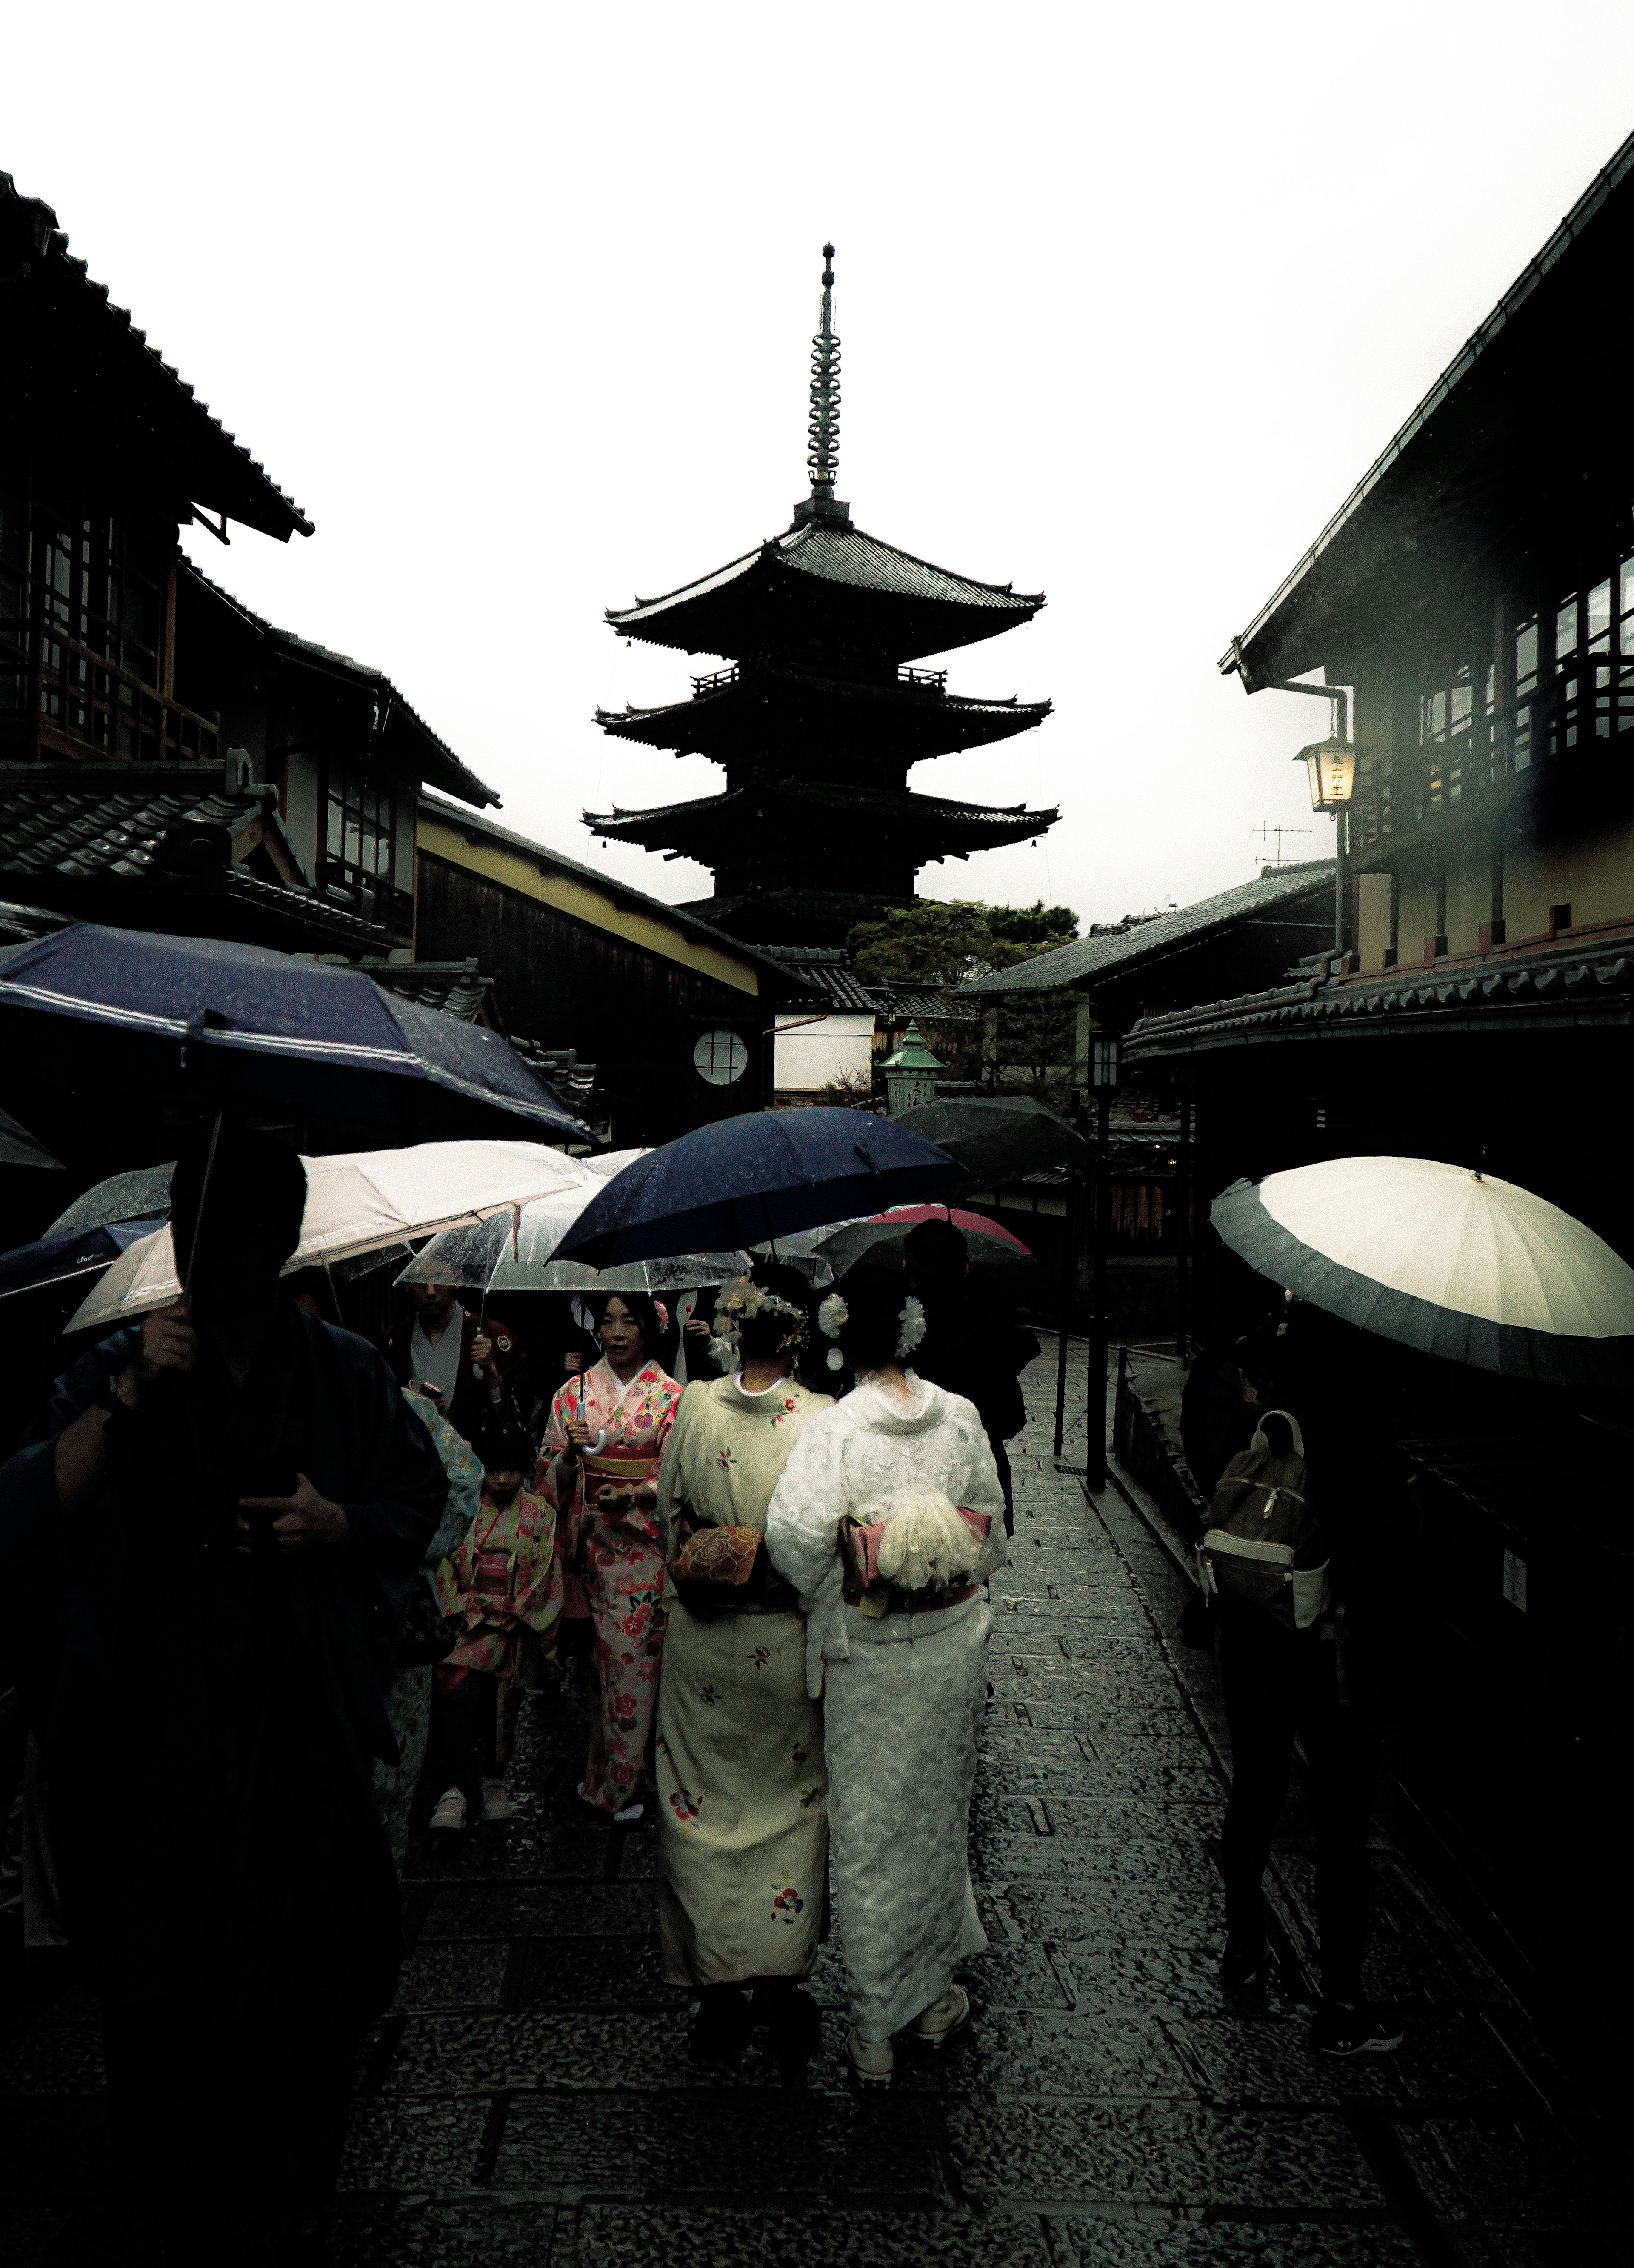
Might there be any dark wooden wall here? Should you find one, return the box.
[414,853,778,1147]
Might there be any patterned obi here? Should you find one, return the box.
[579,1446,663,1551]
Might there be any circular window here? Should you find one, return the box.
[694,1027,748,1086]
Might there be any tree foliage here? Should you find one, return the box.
[847,898,1078,989]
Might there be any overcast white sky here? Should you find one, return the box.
[9,5,1634,929]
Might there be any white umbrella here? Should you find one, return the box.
[399,1155,748,1295]
[1212,1155,1634,1387]
[66,1139,589,1333]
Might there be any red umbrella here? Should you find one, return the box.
[864,1204,1031,1253]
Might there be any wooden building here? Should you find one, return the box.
[0,172,497,967]
[587,248,1056,947]
[413,793,815,1146]
[1121,130,1634,2104]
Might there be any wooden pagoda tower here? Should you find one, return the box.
[587,246,1057,946]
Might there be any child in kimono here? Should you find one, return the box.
[426,1421,562,1829]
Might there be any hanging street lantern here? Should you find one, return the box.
[880,1021,946,1117]
[1297,739,1360,812]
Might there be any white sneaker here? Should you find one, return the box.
[429,1787,467,1832]
[480,1779,515,1824]
[612,1800,644,1823]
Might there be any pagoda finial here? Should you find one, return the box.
[796,241,849,526]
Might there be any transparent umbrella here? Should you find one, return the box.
[399,1163,750,1296]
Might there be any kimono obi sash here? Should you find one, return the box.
[841,1505,991,1619]
[580,1447,661,1485]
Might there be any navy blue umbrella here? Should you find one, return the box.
[0,1217,165,1303]
[0,923,588,1140]
[553,1106,963,1267]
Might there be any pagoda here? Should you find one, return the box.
[586,246,1057,947]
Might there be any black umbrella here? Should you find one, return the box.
[0,923,588,1141]
[892,1095,1086,1182]
[0,1217,166,1303]
[554,1107,963,1267]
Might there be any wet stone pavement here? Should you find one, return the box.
[1,1349,1614,2265]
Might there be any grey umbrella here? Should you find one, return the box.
[48,1162,175,1235]
[0,1104,63,1171]
[892,1096,1085,1182]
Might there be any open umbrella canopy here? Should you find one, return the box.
[0,1217,164,1302]
[554,1107,963,1269]
[0,1102,63,1171]
[891,1095,1085,1182]
[47,1163,175,1236]
[1213,1155,1634,1387]
[768,1205,1034,1280]
[0,923,588,1140]
[65,1139,588,1334]
[398,1150,751,1296]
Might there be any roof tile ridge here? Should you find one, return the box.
[800,518,1043,604]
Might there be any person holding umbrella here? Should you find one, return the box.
[0,1123,450,2259]
[537,1291,681,1821]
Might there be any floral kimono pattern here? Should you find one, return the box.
[538,1358,682,1811]
[434,1486,563,1682]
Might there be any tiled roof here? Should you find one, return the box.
[609,522,1043,632]
[1222,127,1634,689]
[960,863,1337,995]
[1,174,311,542]
[1126,930,1634,1058]
[754,944,978,1024]
[183,566,499,810]
[587,779,1058,855]
[0,767,273,884]
[595,670,1050,761]
[0,764,394,953]
[366,956,601,1106]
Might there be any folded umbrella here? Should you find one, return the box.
[1213,1155,1634,1388]
[891,1095,1085,1182]
[0,923,588,1141]
[552,1107,963,1269]
[65,1138,588,1334]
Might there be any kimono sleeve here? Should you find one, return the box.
[654,1382,703,1560]
[765,1411,851,1597]
[949,1404,1009,1582]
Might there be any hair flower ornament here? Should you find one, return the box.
[714,1274,808,1359]
[896,1294,927,1361]
[817,1290,849,1370]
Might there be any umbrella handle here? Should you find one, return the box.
[177,1112,223,1296]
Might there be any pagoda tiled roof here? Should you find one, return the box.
[586,778,1058,860]
[596,664,1049,765]
[606,521,1044,664]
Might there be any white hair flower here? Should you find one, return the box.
[713,1274,806,1357]
[817,1292,849,1340]
[896,1294,927,1361]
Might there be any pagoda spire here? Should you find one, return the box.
[795,242,850,528]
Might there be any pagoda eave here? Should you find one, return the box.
[604,522,1045,666]
[593,677,1052,764]
[584,781,1059,864]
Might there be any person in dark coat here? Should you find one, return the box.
[387,1280,528,1447]
[902,1220,1040,1535]
[0,1125,448,2262]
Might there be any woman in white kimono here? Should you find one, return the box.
[654,1267,832,2064]
[765,1270,1008,2088]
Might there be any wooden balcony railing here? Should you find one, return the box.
[31,630,220,766]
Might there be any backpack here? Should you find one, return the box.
[1196,1411,1331,1635]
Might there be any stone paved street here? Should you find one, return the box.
[0,1349,1612,2265]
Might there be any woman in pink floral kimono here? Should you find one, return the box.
[538,1293,681,1820]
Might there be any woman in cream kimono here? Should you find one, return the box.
[766,1269,1007,2089]
[538,1293,680,1820]
[653,1267,832,2063]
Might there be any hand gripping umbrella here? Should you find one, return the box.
[551,1107,963,1268]
[1213,1155,1634,1389]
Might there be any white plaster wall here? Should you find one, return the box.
[774,1011,875,1091]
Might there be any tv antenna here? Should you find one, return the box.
[1250,819,1311,868]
